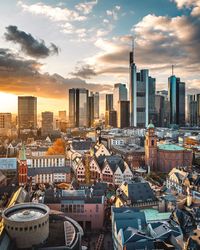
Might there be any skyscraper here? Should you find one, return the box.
[105,94,113,112]
[18,96,37,130]
[88,95,94,127]
[168,74,185,126]
[129,44,156,128]
[197,94,200,126]
[0,113,12,136]
[113,83,127,111]
[41,111,53,136]
[117,101,130,128]
[69,88,88,127]
[92,92,99,119]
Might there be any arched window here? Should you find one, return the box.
[151,140,154,146]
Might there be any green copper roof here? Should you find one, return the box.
[19,144,26,161]
[142,209,171,221]
[158,144,184,151]
[147,123,155,129]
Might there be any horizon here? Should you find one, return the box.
[0,0,200,113]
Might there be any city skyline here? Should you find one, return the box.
[0,0,200,113]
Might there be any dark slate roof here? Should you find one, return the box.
[72,141,93,151]
[28,166,71,176]
[97,155,125,172]
[126,182,157,204]
[125,240,155,250]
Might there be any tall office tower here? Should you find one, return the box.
[0,113,12,136]
[18,96,37,130]
[105,94,113,111]
[41,111,53,136]
[168,73,185,126]
[156,90,170,127]
[88,96,94,127]
[69,88,88,127]
[58,111,66,121]
[129,47,156,127]
[197,94,200,126]
[117,101,130,128]
[91,92,99,119]
[155,95,165,127]
[105,110,117,128]
[113,83,127,111]
[187,94,198,126]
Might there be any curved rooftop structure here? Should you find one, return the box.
[158,144,185,151]
[147,123,155,129]
[3,203,49,222]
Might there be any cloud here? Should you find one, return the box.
[18,1,87,22]
[71,64,97,79]
[106,5,121,20]
[0,48,112,98]
[5,26,58,58]
[173,0,200,16]
[75,0,98,15]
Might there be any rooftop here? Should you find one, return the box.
[158,144,185,151]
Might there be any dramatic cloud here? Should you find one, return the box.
[0,48,112,98]
[173,0,200,16]
[5,26,59,58]
[75,0,98,15]
[18,1,87,22]
[71,64,97,79]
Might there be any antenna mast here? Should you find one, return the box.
[172,65,174,76]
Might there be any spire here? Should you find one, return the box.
[132,36,135,64]
[19,143,26,161]
[172,64,174,76]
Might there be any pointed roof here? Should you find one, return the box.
[19,143,26,161]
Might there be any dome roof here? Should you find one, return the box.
[147,123,155,129]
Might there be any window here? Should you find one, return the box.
[96,205,99,213]
[34,225,37,230]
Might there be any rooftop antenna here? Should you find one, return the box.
[132,36,135,64]
[172,64,174,76]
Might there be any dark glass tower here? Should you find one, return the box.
[18,96,37,130]
[168,75,185,126]
[69,88,88,127]
[105,94,113,112]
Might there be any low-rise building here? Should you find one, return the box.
[43,188,105,230]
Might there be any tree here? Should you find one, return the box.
[46,138,65,155]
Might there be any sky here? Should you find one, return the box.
[0,0,200,115]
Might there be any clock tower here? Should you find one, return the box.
[145,123,157,171]
[18,144,28,186]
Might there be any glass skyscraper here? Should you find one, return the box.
[129,52,156,128]
[105,94,113,112]
[18,96,37,130]
[168,75,185,126]
[69,88,88,127]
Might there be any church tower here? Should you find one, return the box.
[18,144,28,186]
[145,123,157,171]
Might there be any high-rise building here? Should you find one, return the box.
[88,96,94,127]
[41,111,53,136]
[197,94,200,126]
[129,45,156,128]
[117,101,130,128]
[18,96,37,130]
[187,94,200,126]
[155,95,165,127]
[58,111,66,121]
[0,113,12,136]
[105,94,113,112]
[105,110,117,128]
[113,83,127,111]
[168,74,185,126]
[0,113,12,129]
[69,88,88,127]
[91,92,99,119]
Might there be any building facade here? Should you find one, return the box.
[168,75,185,126]
[18,96,37,130]
[69,88,88,127]
[129,51,156,128]
[41,111,53,136]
